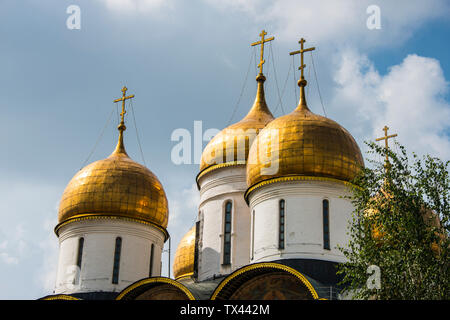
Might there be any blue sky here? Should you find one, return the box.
[0,0,449,299]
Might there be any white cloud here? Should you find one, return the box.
[162,183,199,277]
[0,181,61,298]
[0,240,19,265]
[167,183,199,228]
[98,0,170,12]
[204,0,449,47]
[0,253,18,265]
[332,49,450,161]
[36,217,59,293]
[0,225,27,266]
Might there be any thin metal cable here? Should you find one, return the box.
[226,50,254,126]
[130,98,147,166]
[292,54,298,104]
[265,45,271,80]
[115,102,119,125]
[80,103,115,170]
[272,58,292,115]
[254,46,258,79]
[311,51,327,117]
[307,53,311,97]
[269,42,285,115]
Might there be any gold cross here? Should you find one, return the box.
[113,86,135,131]
[289,38,315,80]
[251,30,275,75]
[376,125,398,164]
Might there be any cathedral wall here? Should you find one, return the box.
[197,166,250,281]
[54,219,165,295]
[248,180,354,264]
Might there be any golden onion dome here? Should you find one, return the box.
[173,225,196,280]
[364,190,391,242]
[198,74,274,181]
[246,78,364,193]
[57,125,169,234]
[366,187,445,253]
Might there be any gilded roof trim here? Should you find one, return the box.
[39,294,81,300]
[210,262,319,300]
[115,277,196,300]
[175,272,194,281]
[54,214,170,241]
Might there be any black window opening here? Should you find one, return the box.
[149,243,154,277]
[75,237,84,284]
[76,237,84,270]
[112,237,122,284]
[193,221,200,278]
[223,201,232,265]
[323,199,330,250]
[279,200,285,250]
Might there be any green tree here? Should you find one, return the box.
[338,142,449,300]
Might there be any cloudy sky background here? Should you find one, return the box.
[1,0,449,299]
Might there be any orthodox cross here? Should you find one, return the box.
[289,38,315,80]
[251,30,275,75]
[114,86,135,131]
[376,125,398,166]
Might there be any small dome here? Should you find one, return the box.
[173,225,196,280]
[198,75,274,180]
[246,82,364,190]
[366,187,445,252]
[57,131,169,231]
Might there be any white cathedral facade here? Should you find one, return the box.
[42,34,364,301]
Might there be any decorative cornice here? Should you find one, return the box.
[196,161,246,189]
[248,180,353,208]
[55,214,170,241]
[199,175,247,198]
[245,175,358,203]
[210,262,319,300]
[58,220,165,244]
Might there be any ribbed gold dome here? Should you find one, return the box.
[57,131,169,231]
[246,82,364,190]
[173,225,196,280]
[366,187,445,252]
[198,75,274,179]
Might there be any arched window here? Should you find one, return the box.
[76,237,84,270]
[223,201,232,265]
[149,243,154,277]
[279,200,285,249]
[112,237,122,284]
[323,200,330,250]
